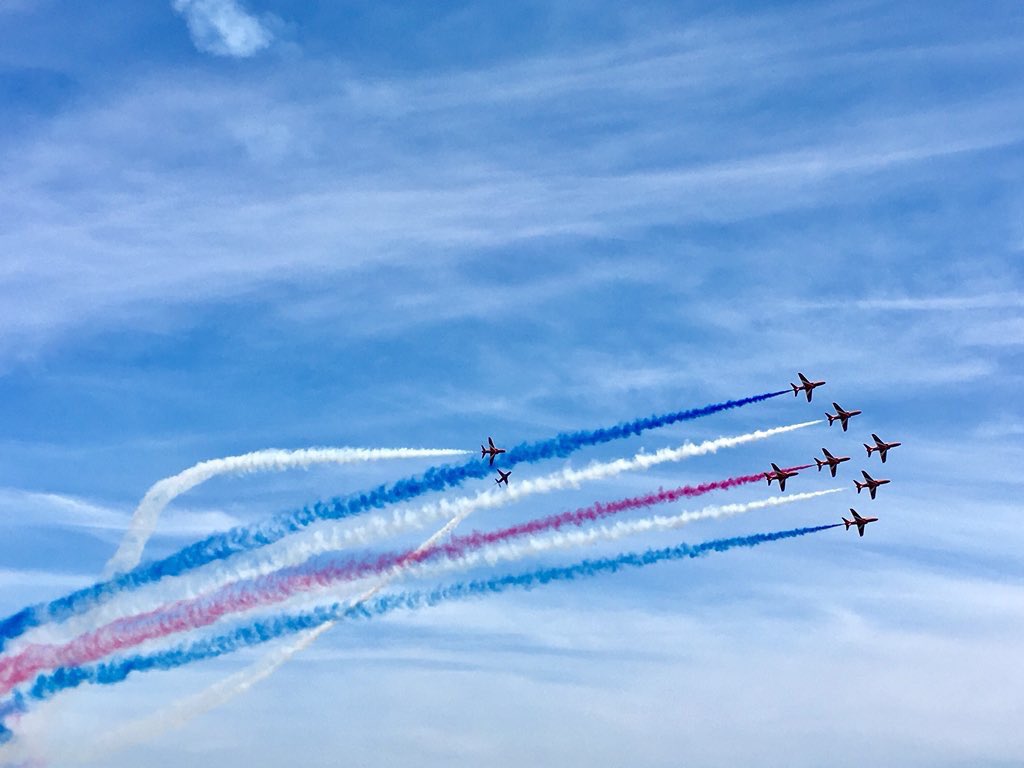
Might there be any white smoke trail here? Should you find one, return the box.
[49,623,332,765]
[68,486,837,763]
[24,420,820,651]
[104,446,470,577]
[67,497,473,764]
[1,447,467,764]
[26,421,818,760]
[208,488,848,618]
[416,488,846,576]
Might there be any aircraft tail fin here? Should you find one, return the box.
[864,443,874,456]
[826,413,836,425]
[791,383,799,396]
[854,481,864,493]
[815,458,824,471]
[843,517,852,530]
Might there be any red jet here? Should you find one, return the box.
[791,372,826,402]
[825,402,862,432]
[865,433,901,463]
[495,469,511,486]
[843,508,878,537]
[815,448,850,477]
[854,470,889,499]
[481,436,506,466]
[765,462,799,492]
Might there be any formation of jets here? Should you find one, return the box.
[481,372,901,536]
[772,373,901,537]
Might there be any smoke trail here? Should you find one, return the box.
[1,390,787,649]
[49,626,332,765]
[14,423,818,651]
[104,447,471,578]
[0,488,841,696]
[8,524,839,712]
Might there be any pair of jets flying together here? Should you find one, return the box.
[481,436,511,485]
[792,373,869,434]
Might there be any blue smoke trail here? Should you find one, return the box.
[0,522,837,734]
[0,390,786,650]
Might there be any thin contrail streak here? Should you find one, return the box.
[103,447,471,577]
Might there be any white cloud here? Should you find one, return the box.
[171,0,272,58]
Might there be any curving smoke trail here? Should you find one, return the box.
[0,487,841,698]
[3,523,839,719]
[104,447,472,577]
[0,392,790,649]
[13,423,818,652]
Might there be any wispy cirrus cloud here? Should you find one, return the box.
[171,0,272,58]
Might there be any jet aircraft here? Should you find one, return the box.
[765,462,799,492]
[854,470,889,499]
[814,448,850,477]
[495,468,511,486]
[825,402,862,432]
[481,436,506,466]
[842,508,878,537]
[865,433,902,463]
[790,372,826,402]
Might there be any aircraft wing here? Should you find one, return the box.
[857,523,866,537]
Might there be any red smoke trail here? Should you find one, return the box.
[0,467,803,694]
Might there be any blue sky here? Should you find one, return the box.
[1,0,1023,764]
